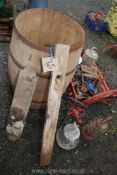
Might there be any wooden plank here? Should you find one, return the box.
[81,65,98,76]
[30,10,43,45]
[82,73,99,79]
[57,16,67,44]
[0,35,11,43]
[48,12,62,46]
[40,44,70,166]
[6,67,39,141]
[38,9,54,45]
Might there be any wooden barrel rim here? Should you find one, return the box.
[14,8,85,53]
[9,50,77,78]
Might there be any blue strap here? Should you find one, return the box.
[49,48,53,62]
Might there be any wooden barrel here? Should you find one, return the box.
[8,9,85,109]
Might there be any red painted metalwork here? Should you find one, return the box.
[67,63,117,124]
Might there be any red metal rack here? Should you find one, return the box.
[67,64,117,124]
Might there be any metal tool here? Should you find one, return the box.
[67,63,117,124]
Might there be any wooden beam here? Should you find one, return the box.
[82,73,98,79]
[6,67,38,141]
[81,65,98,75]
[40,44,70,166]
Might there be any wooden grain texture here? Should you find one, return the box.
[82,73,98,79]
[40,44,70,166]
[8,9,85,109]
[38,9,54,46]
[81,65,97,73]
[81,65,98,79]
[29,10,43,45]
[49,12,62,46]
[6,67,38,141]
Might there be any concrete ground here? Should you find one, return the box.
[0,0,117,174]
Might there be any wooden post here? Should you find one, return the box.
[40,44,70,166]
[6,67,38,141]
